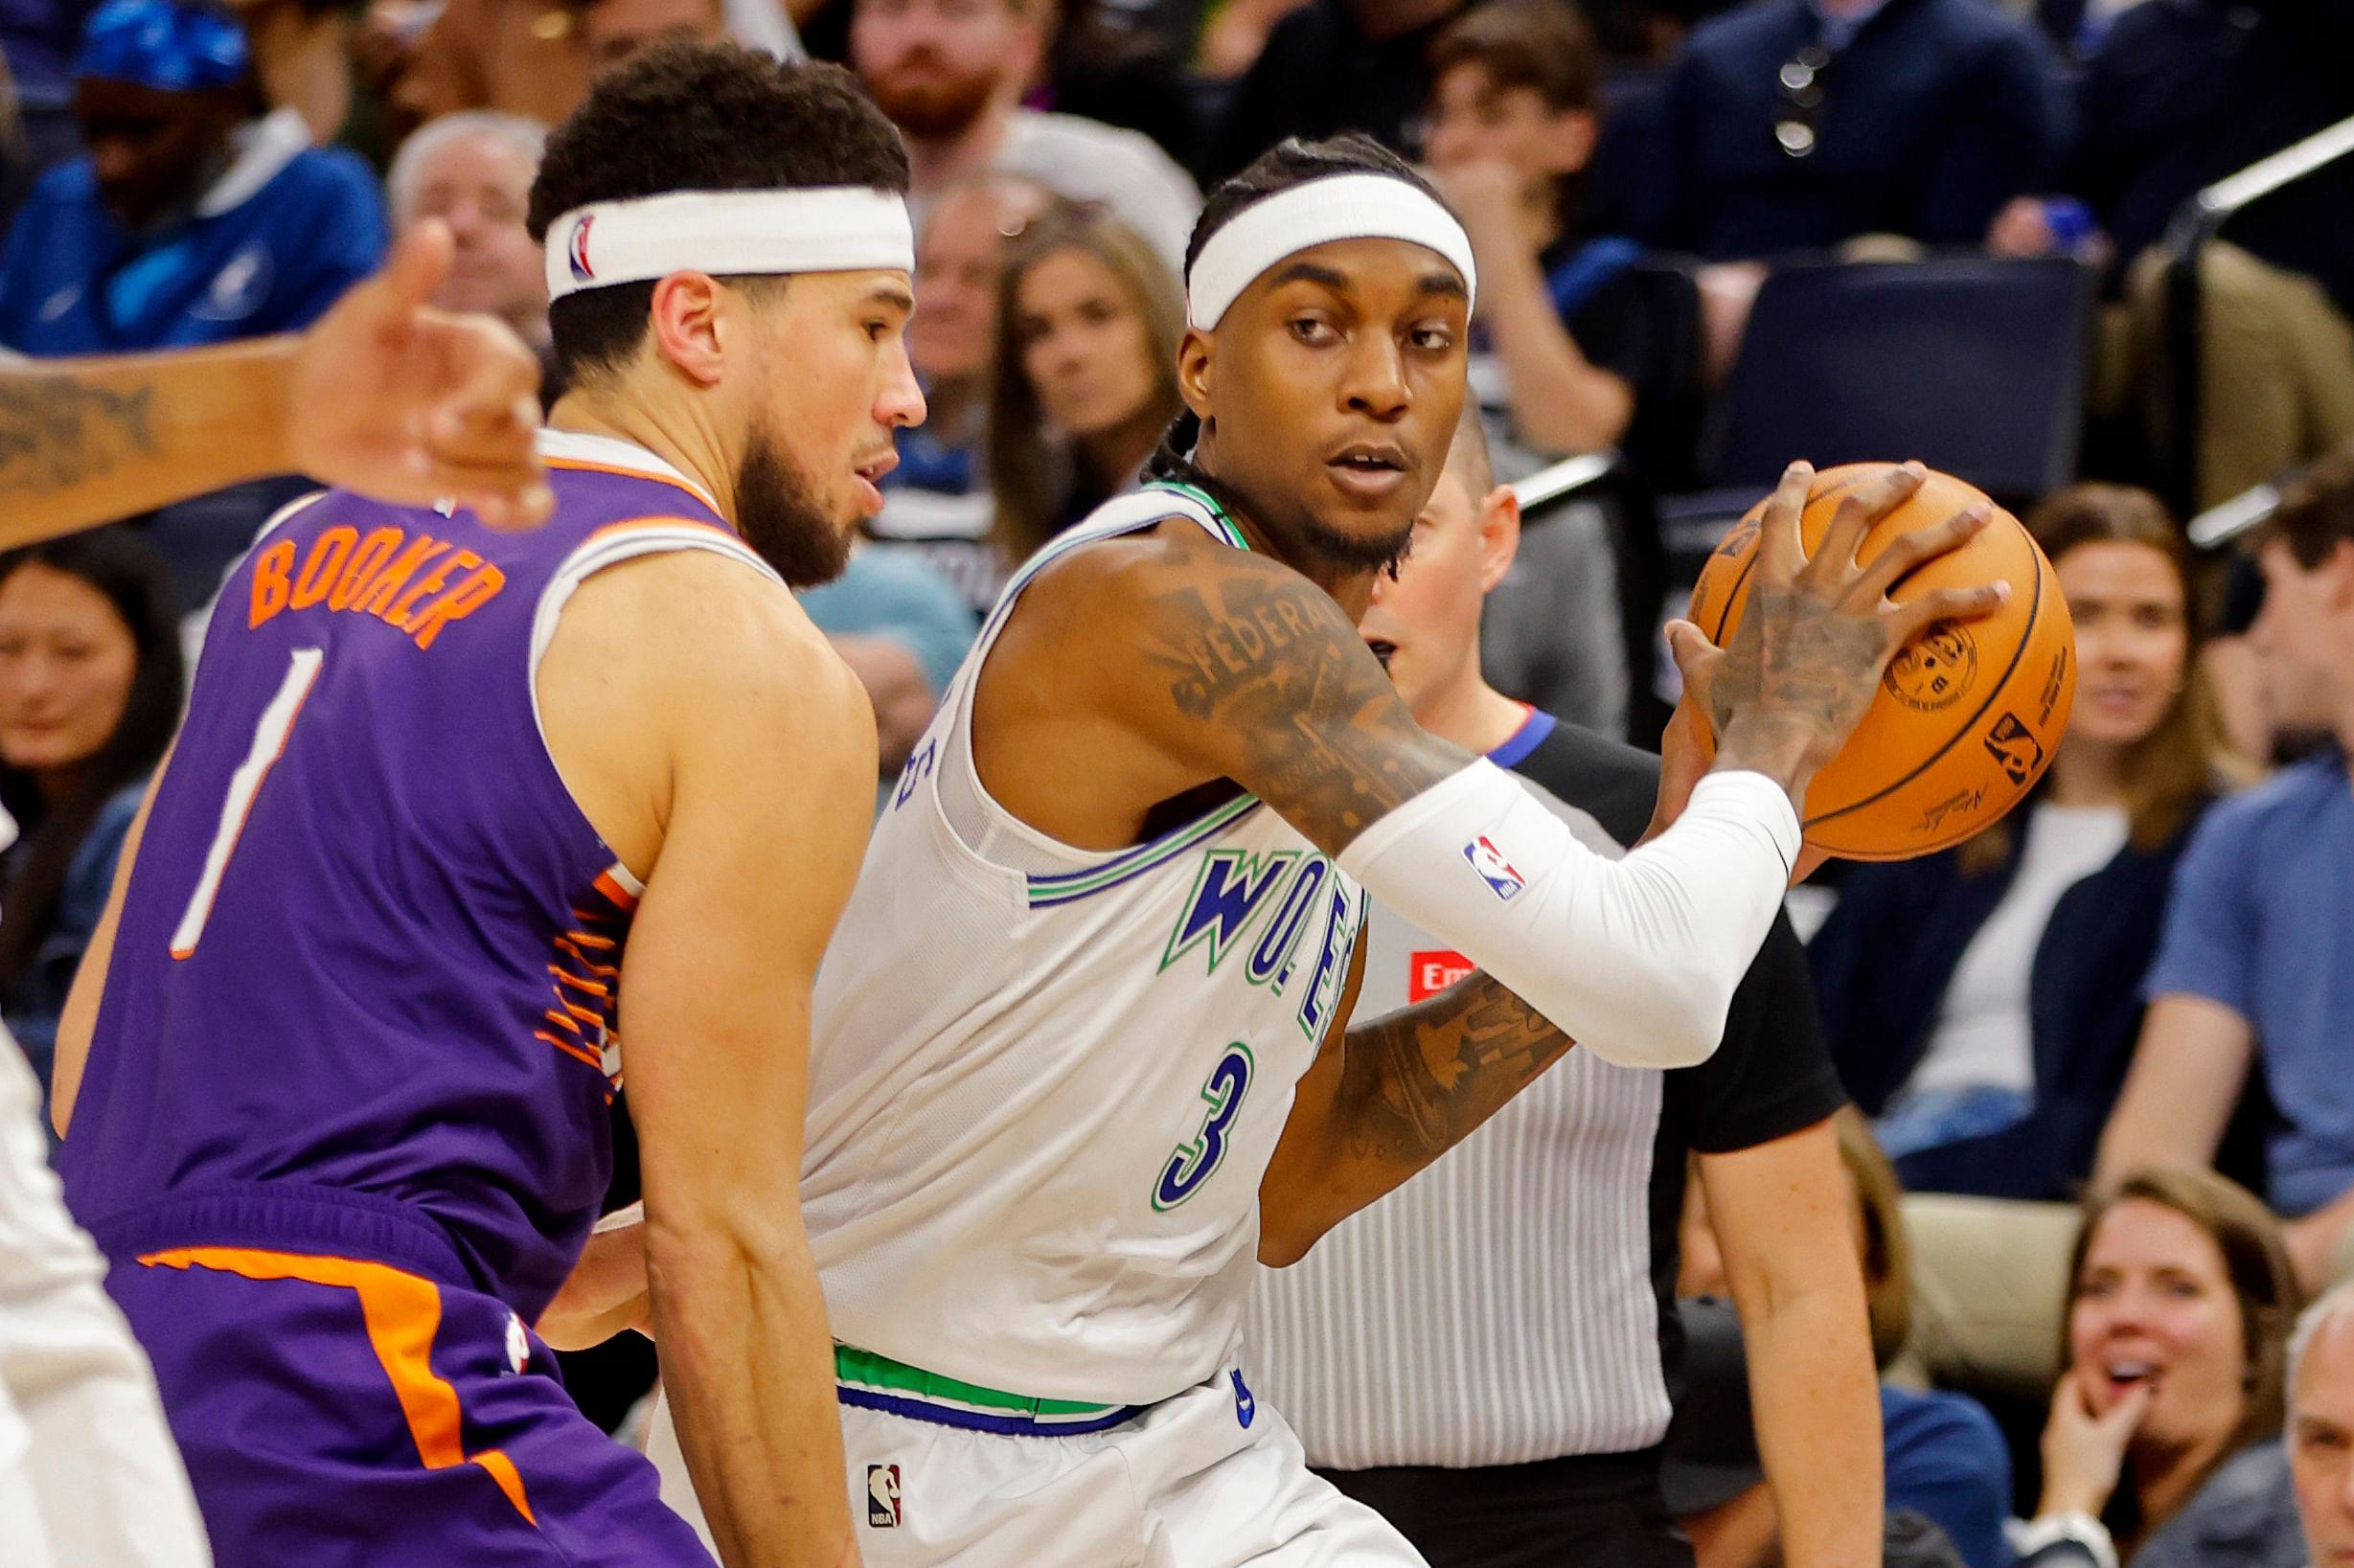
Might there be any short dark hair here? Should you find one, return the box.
[527,42,910,388]
[1151,135,1454,505]
[1428,0,1599,116]
[2260,441,2354,572]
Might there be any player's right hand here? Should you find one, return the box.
[1666,460,2008,796]
[286,219,555,530]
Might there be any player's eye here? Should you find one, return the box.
[1408,324,1455,352]
[1289,316,1337,346]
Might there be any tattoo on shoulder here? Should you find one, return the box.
[1140,553,1458,851]
[1339,972,1574,1168]
[0,375,156,496]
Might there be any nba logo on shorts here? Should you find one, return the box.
[503,1312,530,1375]
[867,1465,903,1528]
[1462,836,1525,902]
[567,216,596,282]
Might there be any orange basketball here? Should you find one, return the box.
[1685,464,2076,861]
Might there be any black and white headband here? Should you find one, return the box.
[1183,172,1477,331]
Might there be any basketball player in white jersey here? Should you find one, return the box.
[589,131,2008,1564]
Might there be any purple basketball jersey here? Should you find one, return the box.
[60,432,774,1319]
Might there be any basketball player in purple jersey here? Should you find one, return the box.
[1,224,542,1568]
[50,46,918,1568]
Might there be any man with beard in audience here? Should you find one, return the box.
[848,0,1198,271]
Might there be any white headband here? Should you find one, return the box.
[1183,172,1476,331]
[544,186,914,301]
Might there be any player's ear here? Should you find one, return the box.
[1177,327,1215,421]
[1476,484,1520,594]
[645,272,730,388]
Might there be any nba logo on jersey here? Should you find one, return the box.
[1462,836,1525,902]
[867,1465,902,1528]
[503,1313,530,1375]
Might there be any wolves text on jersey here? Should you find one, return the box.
[1160,848,1359,1041]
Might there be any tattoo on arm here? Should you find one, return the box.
[0,374,157,496]
[1336,973,1574,1170]
[1140,552,1464,853]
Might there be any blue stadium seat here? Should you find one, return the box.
[1659,257,2097,575]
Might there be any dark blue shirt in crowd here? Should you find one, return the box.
[0,107,385,354]
[2066,0,2354,314]
[1618,0,2068,260]
[1810,793,2213,1201]
[1885,1384,2013,1568]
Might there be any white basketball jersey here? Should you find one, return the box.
[802,483,1368,1409]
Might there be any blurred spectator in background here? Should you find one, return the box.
[986,203,1181,564]
[1194,0,1312,80]
[2289,1283,2354,1568]
[0,0,385,353]
[228,0,376,156]
[2096,445,2354,1291]
[1252,408,1875,1568]
[1813,485,2227,1203]
[2013,1169,2301,1568]
[1680,1107,2013,1568]
[868,172,1053,614]
[1040,0,1199,172]
[1615,0,2065,261]
[799,545,977,787]
[1989,0,2354,510]
[848,0,1199,273]
[1418,0,1635,734]
[0,528,179,1146]
[370,0,586,142]
[386,110,551,387]
[0,0,387,611]
[576,0,727,71]
[1423,0,1634,462]
[0,0,93,227]
[1204,0,1459,184]
[1605,0,2063,378]
[570,0,810,73]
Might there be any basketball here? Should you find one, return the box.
[1684,464,2076,861]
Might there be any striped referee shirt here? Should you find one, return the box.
[1242,710,1842,1471]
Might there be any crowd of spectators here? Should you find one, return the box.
[1,0,2351,1557]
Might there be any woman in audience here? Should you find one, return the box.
[985,204,1183,566]
[1811,484,2232,1201]
[1680,1106,2013,1568]
[0,529,182,1139]
[2017,1168,2301,1568]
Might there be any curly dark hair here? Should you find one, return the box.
[1148,133,1453,515]
[527,42,910,387]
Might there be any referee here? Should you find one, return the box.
[1244,410,1881,1568]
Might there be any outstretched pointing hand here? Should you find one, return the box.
[286,219,555,529]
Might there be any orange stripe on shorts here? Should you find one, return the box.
[137,1245,537,1526]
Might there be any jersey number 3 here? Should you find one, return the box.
[1153,1044,1254,1212]
[170,647,325,958]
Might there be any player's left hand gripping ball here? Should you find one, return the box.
[286,219,556,530]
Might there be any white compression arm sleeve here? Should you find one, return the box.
[1336,761,1800,1068]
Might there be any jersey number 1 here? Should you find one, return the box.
[170,647,324,958]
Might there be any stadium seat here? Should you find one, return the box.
[1659,257,2098,579]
